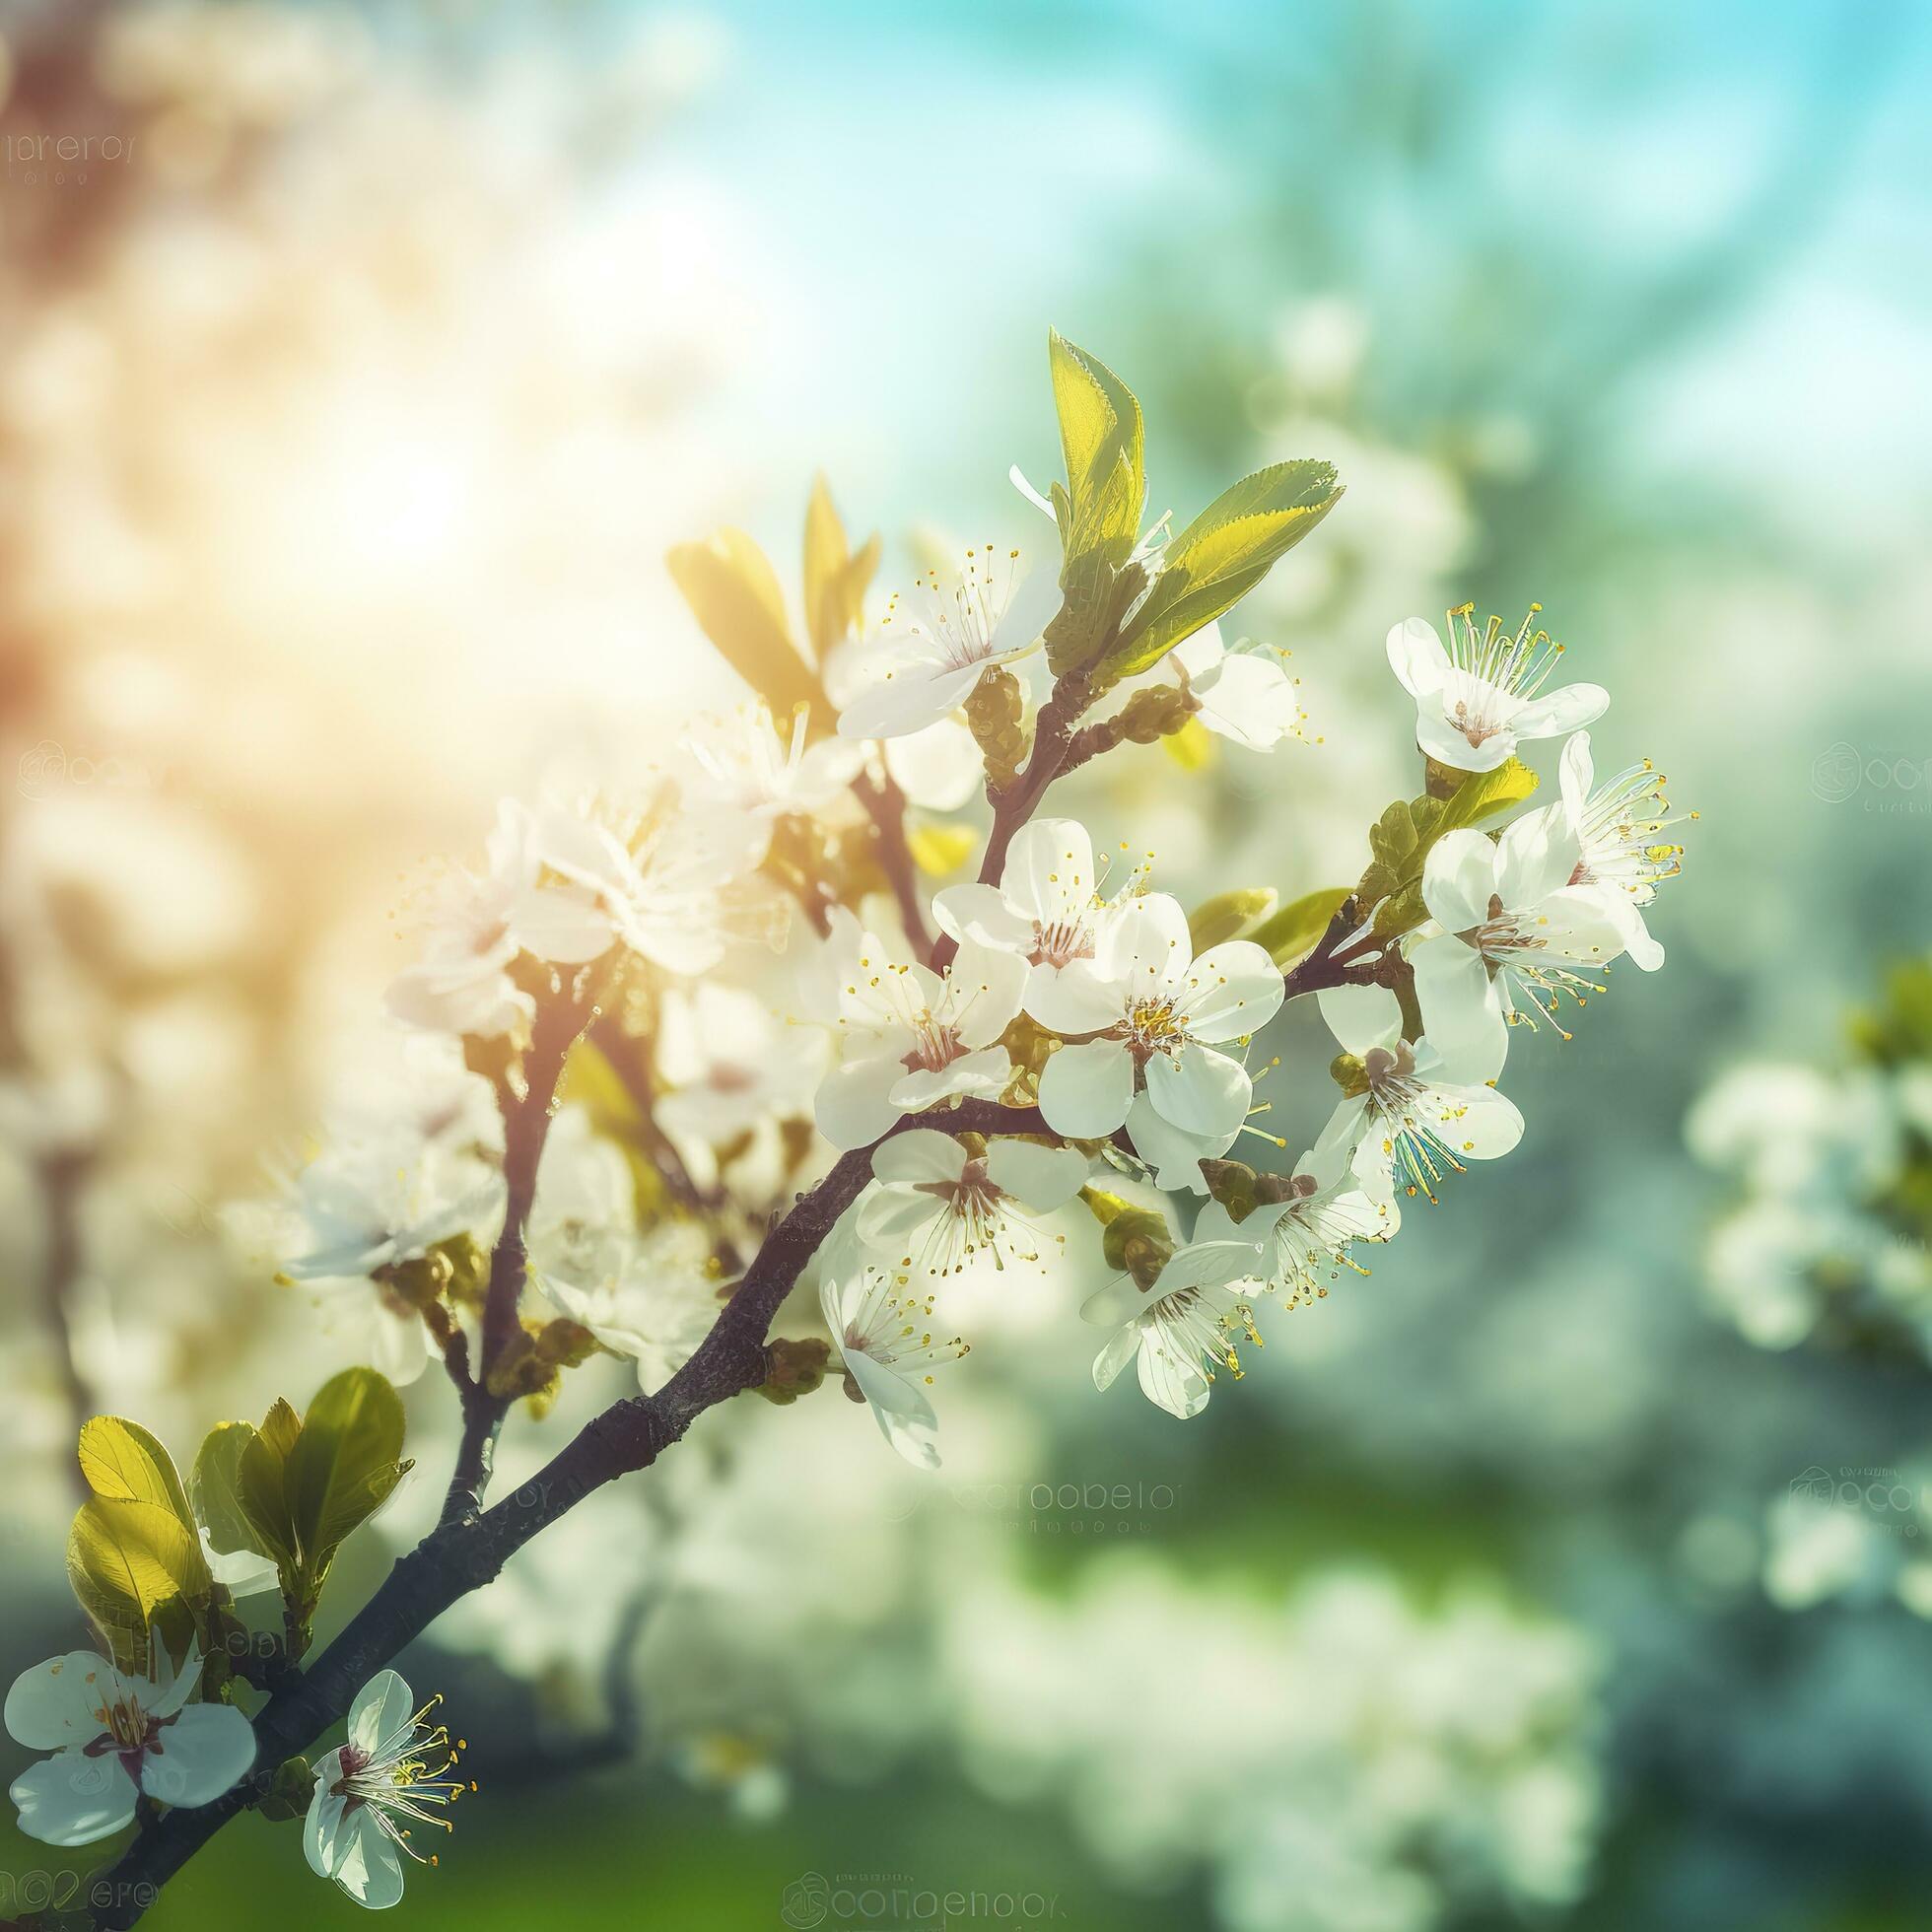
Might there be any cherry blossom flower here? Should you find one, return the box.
[527,1110,724,1391]
[820,1266,969,1469]
[1082,1235,1268,1419]
[1034,894,1284,1150]
[1171,624,1308,752]
[1193,1153,1397,1306]
[811,911,1026,1150]
[857,1128,1088,1277]
[283,1129,504,1387]
[1386,605,1607,774]
[680,701,867,847]
[1553,729,1690,972]
[537,798,768,979]
[8,1647,254,1845]
[1408,813,1627,1056]
[385,799,613,1038]
[932,818,1145,1034]
[305,1671,470,1909]
[654,983,821,1145]
[1311,984,1523,1204]
[835,548,1060,740]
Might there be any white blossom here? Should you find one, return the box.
[8,1647,254,1846]
[1387,607,1607,774]
[385,799,613,1038]
[835,548,1059,740]
[820,1267,969,1469]
[1035,894,1284,1153]
[811,912,1025,1150]
[856,1128,1087,1277]
[1312,983,1523,1204]
[305,1671,469,1909]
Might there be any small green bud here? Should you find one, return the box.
[965,664,1028,789]
[254,1755,314,1824]
[1200,1158,1260,1220]
[1330,1051,1369,1096]
[756,1336,833,1405]
[1101,1208,1175,1287]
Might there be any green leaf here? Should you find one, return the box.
[1255,887,1353,966]
[1108,460,1343,680]
[1351,759,1542,944]
[77,1416,194,1532]
[239,1403,301,1573]
[667,527,824,723]
[68,1494,212,1669]
[1047,330,1145,572]
[282,1369,408,1590]
[193,1421,267,1557]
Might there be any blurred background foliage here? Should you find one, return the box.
[1,1,1930,1927]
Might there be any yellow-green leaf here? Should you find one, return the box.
[283,1369,408,1584]
[77,1416,194,1533]
[1047,330,1144,573]
[1109,460,1342,680]
[1188,887,1277,954]
[68,1494,211,1667]
[1435,757,1541,833]
[1255,886,1353,965]
[667,527,823,723]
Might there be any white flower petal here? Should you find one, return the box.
[930,884,1034,953]
[1091,1323,1139,1393]
[1509,682,1610,742]
[1179,940,1284,1042]
[6,1652,125,1750]
[140,1704,255,1808]
[871,1129,968,1188]
[1317,983,1402,1056]
[845,1348,942,1470]
[1386,618,1450,699]
[11,1750,138,1846]
[1420,829,1500,933]
[1003,818,1094,927]
[347,1670,415,1762]
[1024,958,1129,1036]
[1124,1090,1236,1193]
[1037,1038,1135,1137]
[984,1138,1088,1210]
[1145,1043,1252,1138]
[1411,936,1509,1083]
[1415,704,1514,773]
[815,1053,903,1151]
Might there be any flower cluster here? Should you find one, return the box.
[3,331,1690,1917]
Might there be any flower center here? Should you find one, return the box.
[1124,997,1186,1063]
[902,1017,965,1072]
[1029,917,1092,969]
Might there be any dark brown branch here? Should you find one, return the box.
[87,1098,1050,1926]
[443,971,605,1527]
[852,768,933,965]
[931,670,1094,973]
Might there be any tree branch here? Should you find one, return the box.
[87,1097,1050,1926]
[443,970,605,1528]
[852,769,933,965]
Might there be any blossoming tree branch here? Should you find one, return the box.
[5,333,1689,1923]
